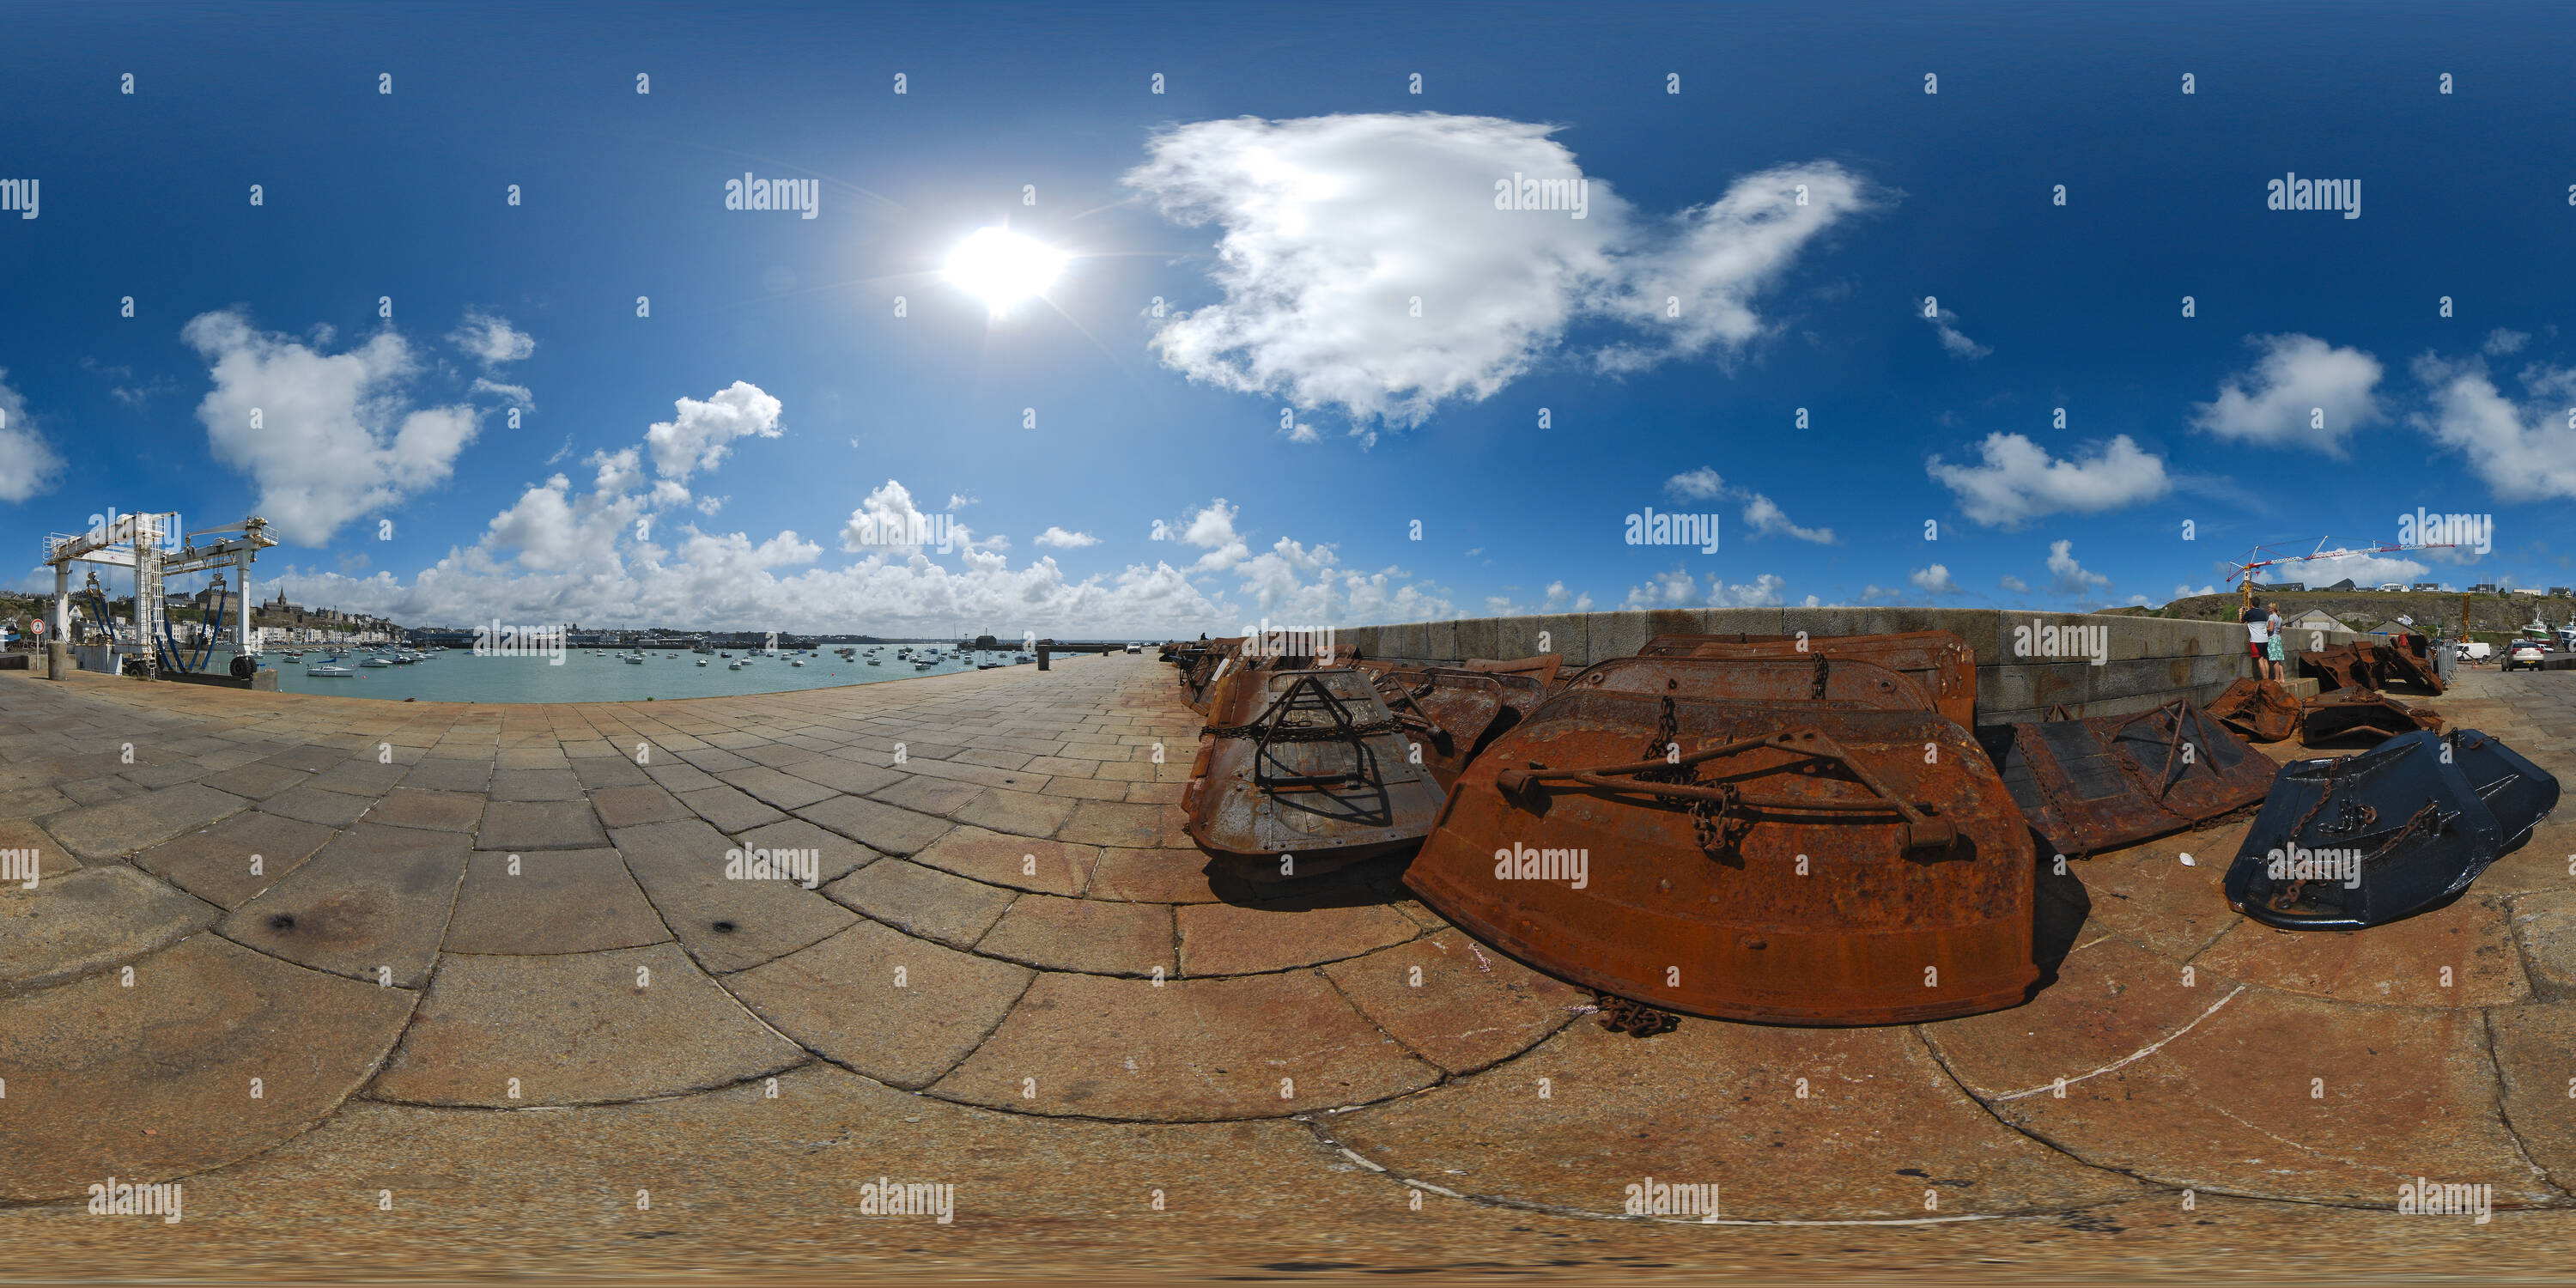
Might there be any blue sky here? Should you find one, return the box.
[5,1,2574,635]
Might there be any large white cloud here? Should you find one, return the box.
[1127,113,1868,428]
[263,380,1455,635]
[183,310,480,546]
[2413,356,2576,502]
[2190,333,2384,454]
[1927,433,2171,527]
[645,381,783,484]
[0,370,66,504]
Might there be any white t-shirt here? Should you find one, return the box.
[2246,617,2269,644]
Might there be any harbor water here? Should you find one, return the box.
[197,647,1049,702]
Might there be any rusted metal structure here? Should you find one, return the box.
[2225,728,2556,929]
[2207,677,2300,744]
[2376,634,2446,695]
[1989,699,2277,858]
[1404,678,2038,1026]
[1181,665,1443,881]
[2300,689,2442,744]
[2297,641,2377,694]
[1172,637,1247,714]
[1367,665,1550,792]
[1634,631,1976,728]
[1558,653,1944,714]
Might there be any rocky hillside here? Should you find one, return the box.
[2160,590,2574,637]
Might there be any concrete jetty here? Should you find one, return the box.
[4,647,2575,1279]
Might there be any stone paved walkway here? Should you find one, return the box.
[3,655,2575,1281]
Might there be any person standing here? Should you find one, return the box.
[2264,601,2287,682]
[2241,598,2270,680]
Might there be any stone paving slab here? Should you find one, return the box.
[129,810,335,908]
[0,933,416,1203]
[1328,1014,2150,1221]
[0,865,216,994]
[1180,900,1425,975]
[726,918,1033,1090]
[975,892,1176,975]
[934,971,1442,1120]
[217,823,471,988]
[612,819,858,973]
[910,826,1097,896]
[1945,939,2554,1203]
[44,781,249,860]
[825,856,1017,950]
[371,943,805,1107]
[443,848,672,955]
[1321,935,1586,1075]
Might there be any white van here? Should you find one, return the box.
[2457,641,2492,661]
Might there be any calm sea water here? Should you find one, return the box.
[203,646,1048,702]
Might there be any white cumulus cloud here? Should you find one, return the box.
[449,310,536,367]
[1035,526,1099,549]
[645,381,783,484]
[1128,113,1868,428]
[0,371,67,505]
[182,309,480,546]
[2413,355,2576,503]
[1911,563,1958,595]
[2045,539,2111,596]
[1927,433,2171,528]
[2190,333,2384,454]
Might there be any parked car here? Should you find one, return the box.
[2376,582,2407,592]
[2504,640,2547,672]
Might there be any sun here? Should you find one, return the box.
[943,228,1069,313]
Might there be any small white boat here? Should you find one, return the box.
[866,659,880,666]
[728,661,743,670]
[624,655,644,665]
[791,659,804,667]
[696,659,708,666]
[307,664,355,677]
[361,657,394,667]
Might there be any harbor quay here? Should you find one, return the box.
[4,653,2576,1279]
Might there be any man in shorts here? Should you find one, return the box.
[2242,598,2272,680]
